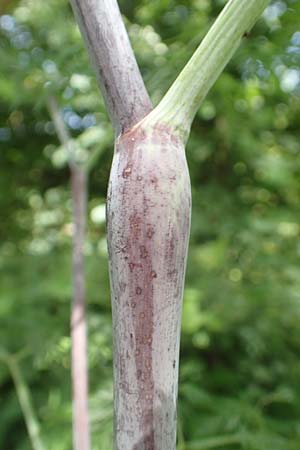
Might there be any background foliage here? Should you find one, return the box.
[1,0,300,449]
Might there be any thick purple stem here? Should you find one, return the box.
[107,119,191,450]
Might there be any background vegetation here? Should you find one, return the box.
[1,0,300,449]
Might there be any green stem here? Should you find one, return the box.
[7,356,46,450]
[147,0,269,140]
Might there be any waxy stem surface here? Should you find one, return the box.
[107,117,191,450]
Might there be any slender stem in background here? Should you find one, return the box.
[5,355,46,450]
[47,97,90,450]
[70,166,89,450]
[148,0,270,140]
[69,0,152,135]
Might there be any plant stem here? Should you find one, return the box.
[69,0,152,135]
[47,96,91,450]
[107,120,191,450]
[7,356,46,450]
[71,165,90,450]
[148,0,270,140]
